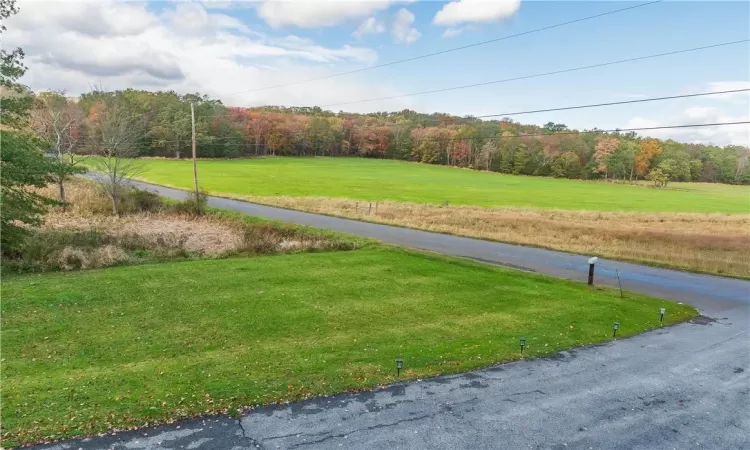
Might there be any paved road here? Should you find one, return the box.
[34,178,749,450]
[123,179,749,314]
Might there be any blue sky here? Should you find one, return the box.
[7,0,749,145]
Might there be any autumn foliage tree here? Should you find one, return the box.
[636,139,662,178]
[23,86,748,186]
[593,137,620,180]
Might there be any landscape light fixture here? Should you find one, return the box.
[395,359,404,377]
[588,257,598,285]
[660,308,666,323]
[520,337,527,353]
[613,322,620,337]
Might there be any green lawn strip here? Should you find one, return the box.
[1,247,696,446]
[206,205,375,250]
[127,157,749,213]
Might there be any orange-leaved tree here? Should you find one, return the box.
[635,139,662,178]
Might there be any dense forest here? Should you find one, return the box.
[32,89,750,185]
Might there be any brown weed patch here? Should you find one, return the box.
[5,180,355,273]
[244,195,750,278]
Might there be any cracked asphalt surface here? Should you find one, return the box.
[35,178,749,450]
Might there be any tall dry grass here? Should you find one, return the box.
[243,195,750,278]
[38,181,244,255]
[7,180,351,273]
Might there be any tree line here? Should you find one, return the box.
[31,88,750,187]
[3,0,745,257]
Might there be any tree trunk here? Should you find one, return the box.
[111,189,119,216]
[58,179,66,211]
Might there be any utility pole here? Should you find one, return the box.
[190,102,199,197]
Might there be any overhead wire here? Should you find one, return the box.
[317,39,750,109]
[117,40,747,125]
[221,0,664,96]
[472,89,750,119]
[146,121,750,147]
[177,88,750,134]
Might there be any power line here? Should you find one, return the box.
[148,121,750,146]
[115,40,746,125]
[121,88,748,144]
[222,0,664,96]
[491,121,750,141]
[318,39,750,109]
[475,88,750,119]
[185,87,750,126]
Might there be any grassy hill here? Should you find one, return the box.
[135,157,749,213]
[127,157,750,277]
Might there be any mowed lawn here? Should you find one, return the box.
[2,248,696,446]
[135,157,750,213]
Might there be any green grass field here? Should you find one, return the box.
[134,157,749,213]
[2,247,695,446]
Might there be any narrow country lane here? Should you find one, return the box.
[35,177,748,450]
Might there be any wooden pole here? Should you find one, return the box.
[190,102,199,197]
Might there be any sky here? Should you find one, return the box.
[4,0,749,146]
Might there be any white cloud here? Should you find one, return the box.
[271,35,378,64]
[255,0,411,28]
[11,0,157,38]
[392,8,421,45]
[704,80,750,102]
[624,81,750,146]
[200,0,238,9]
[4,0,415,113]
[442,27,464,38]
[433,0,520,27]
[164,1,253,35]
[627,106,750,146]
[353,17,386,38]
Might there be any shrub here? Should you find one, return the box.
[240,223,283,253]
[46,182,165,216]
[54,246,89,271]
[1,228,188,273]
[49,245,130,271]
[90,245,131,268]
[121,188,164,213]
[172,190,208,216]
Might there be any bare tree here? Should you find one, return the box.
[31,90,84,206]
[87,99,143,215]
[478,140,499,171]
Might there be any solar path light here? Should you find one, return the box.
[613,322,620,337]
[520,337,527,353]
[660,308,666,323]
[588,257,598,285]
[395,359,403,377]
